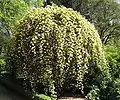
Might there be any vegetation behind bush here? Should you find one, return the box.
[103,45,120,99]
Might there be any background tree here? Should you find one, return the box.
[84,0,120,44]
[0,0,28,55]
[0,0,44,56]
[51,0,120,44]
[23,0,43,8]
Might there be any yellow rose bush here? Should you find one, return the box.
[9,5,109,98]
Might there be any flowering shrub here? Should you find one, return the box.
[9,5,109,98]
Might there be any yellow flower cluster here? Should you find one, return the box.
[10,5,108,95]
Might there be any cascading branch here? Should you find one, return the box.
[9,5,109,96]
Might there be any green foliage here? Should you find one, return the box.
[104,45,120,79]
[23,0,43,8]
[35,94,56,100]
[87,85,100,100]
[0,58,6,72]
[9,5,109,98]
[36,94,51,100]
[0,0,28,30]
[0,56,9,74]
[114,79,120,99]
[0,0,29,55]
[85,0,120,44]
[85,44,120,100]
[103,45,120,99]
[52,0,120,44]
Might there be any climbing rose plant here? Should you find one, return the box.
[9,5,109,97]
